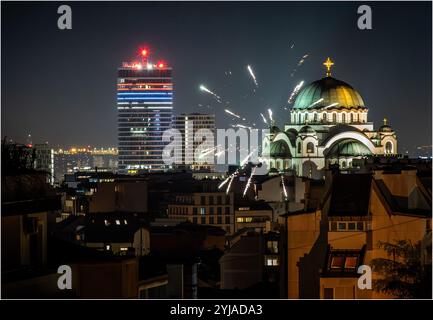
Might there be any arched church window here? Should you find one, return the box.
[297,142,301,154]
[342,161,346,168]
[385,141,393,154]
[332,113,337,123]
[313,113,318,123]
[342,113,346,123]
[350,113,354,123]
[298,114,302,124]
[323,113,327,122]
[306,142,314,154]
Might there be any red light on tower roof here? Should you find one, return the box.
[141,48,148,57]
[157,61,165,69]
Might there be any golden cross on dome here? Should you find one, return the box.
[323,57,334,77]
[383,117,388,125]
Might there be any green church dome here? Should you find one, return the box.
[270,140,291,158]
[299,125,315,134]
[293,77,365,110]
[326,139,372,157]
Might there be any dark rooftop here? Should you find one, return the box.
[328,174,372,217]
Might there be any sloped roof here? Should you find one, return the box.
[328,174,372,217]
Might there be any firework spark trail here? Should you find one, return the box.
[308,98,324,108]
[225,109,241,119]
[240,149,256,167]
[243,167,257,197]
[215,149,225,157]
[199,85,222,102]
[287,81,304,104]
[297,54,309,66]
[247,65,258,87]
[198,146,218,159]
[268,109,273,123]
[226,175,235,195]
[324,102,339,109]
[218,176,231,189]
[281,175,288,199]
[214,144,227,157]
[234,124,252,130]
[260,113,268,124]
[291,54,309,77]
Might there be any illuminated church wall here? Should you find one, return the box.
[266,58,398,179]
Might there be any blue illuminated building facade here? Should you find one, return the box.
[117,60,173,173]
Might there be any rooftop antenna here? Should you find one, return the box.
[140,48,149,66]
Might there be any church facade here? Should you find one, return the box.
[265,58,398,179]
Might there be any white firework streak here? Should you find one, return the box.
[243,167,257,197]
[308,98,324,108]
[240,149,256,167]
[292,54,309,76]
[235,124,252,130]
[226,175,235,195]
[218,176,231,189]
[324,102,339,109]
[268,108,273,123]
[215,149,225,157]
[214,145,225,157]
[225,109,241,119]
[287,80,304,104]
[198,146,217,159]
[199,85,222,102]
[247,65,258,87]
[297,54,309,66]
[260,113,268,124]
[281,175,288,199]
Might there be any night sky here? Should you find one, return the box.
[1,1,431,156]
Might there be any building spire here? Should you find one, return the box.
[323,57,334,77]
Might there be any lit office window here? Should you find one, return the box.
[267,241,279,254]
[265,257,279,266]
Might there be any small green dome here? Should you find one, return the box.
[270,140,291,158]
[326,139,372,157]
[299,125,315,134]
[293,77,365,110]
[379,125,393,133]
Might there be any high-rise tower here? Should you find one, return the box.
[117,49,173,174]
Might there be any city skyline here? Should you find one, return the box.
[1,1,431,302]
[1,2,431,157]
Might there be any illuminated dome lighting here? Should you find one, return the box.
[293,58,365,110]
[293,77,365,110]
[270,140,291,158]
[326,139,372,157]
